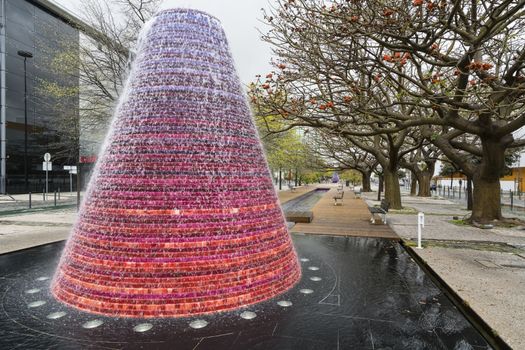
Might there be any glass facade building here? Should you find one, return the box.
[0,0,80,194]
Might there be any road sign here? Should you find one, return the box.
[64,165,77,192]
[42,162,52,171]
[44,153,51,162]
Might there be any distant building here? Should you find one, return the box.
[434,168,525,192]
[433,173,466,189]
[0,0,86,194]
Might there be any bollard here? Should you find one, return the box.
[452,187,455,199]
[54,190,57,206]
[58,187,61,200]
[417,212,425,249]
[29,192,32,209]
[510,190,514,211]
[43,188,45,201]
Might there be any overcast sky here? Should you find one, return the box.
[53,0,275,86]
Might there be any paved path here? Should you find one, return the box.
[0,208,74,254]
[291,188,399,239]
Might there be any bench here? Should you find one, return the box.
[368,199,389,224]
[333,190,344,205]
[354,189,362,198]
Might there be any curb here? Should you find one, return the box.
[0,239,67,256]
[401,240,512,350]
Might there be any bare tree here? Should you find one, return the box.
[307,132,378,192]
[255,0,525,222]
[36,0,161,162]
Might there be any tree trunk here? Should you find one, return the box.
[470,137,507,223]
[361,171,372,192]
[417,172,431,197]
[377,174,383,201]
[466,175,473,211]
[384,169,402,209]
[410,177,417,196]
[279,168,282,190]
[471,176,502,223]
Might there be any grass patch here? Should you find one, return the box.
[449,219,469,226]
[389,206,418,214]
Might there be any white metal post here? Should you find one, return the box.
[44,153,51,200]
[69,172,72,194]
[45,167,48,200]
[417,212,425,249]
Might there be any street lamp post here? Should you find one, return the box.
[17,50,33,193]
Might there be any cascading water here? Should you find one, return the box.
[51,8,301,318]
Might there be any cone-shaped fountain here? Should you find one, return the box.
[52,8,301,318]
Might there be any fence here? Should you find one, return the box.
[0,188,82,214]
[437,186,525,212]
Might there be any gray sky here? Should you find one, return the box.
[53,0,275,86]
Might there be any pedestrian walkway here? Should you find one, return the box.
[0,208,74,254]
[290,188,399,239]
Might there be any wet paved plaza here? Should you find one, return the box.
[0,234,491,349]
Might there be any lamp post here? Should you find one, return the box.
[17,50,33,193]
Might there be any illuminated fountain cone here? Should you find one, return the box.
[52,9,301,318]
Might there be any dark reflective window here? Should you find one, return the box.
[3,0,80,193]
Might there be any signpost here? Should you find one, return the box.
[43,153,51,200]
[64,165,77,193]
[417,212,425,249]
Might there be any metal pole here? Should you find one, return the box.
[28,191,31,209]
[77,163,81,211]
[45,167,48,200]
[42,188,45,201]
[23,57,28,193]
[0,0,7,194]
[58,186,60,200]
[510,190,514,211]
[17,50,32,193]
[69,171,72,193]
[54,190,56,206]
